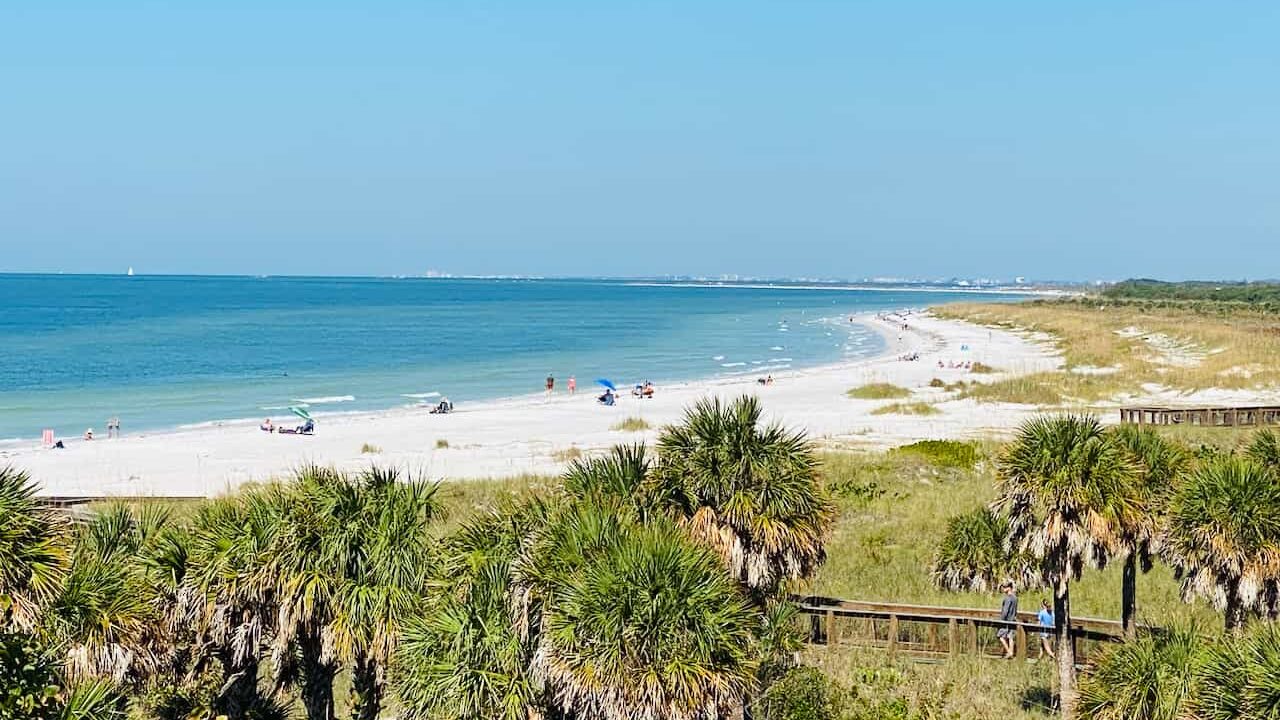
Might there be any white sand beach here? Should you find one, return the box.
[7,313,1062,498]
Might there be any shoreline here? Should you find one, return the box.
[8,312,1062,498]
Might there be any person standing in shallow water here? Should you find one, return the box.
[997,582,1019,659]
[545,374,555,396]
[567,376,576,394]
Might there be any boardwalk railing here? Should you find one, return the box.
[1120,405,1280,427]
[795,596,1132,662]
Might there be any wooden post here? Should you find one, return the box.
[927,623,939,653]
[888,615,899,658]
[968,620,978,655]
[949,618,958,657]
[1016,624,1027,659]
[826,610,835,649]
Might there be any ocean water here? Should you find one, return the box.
[0,275,1013,440]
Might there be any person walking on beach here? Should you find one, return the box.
[1037,600,1055,660]
[997,582,1018,659]
[567,376,576,394]
[545,374,555,396]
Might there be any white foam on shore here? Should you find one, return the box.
[402,392,441,399]
[293,395,355,405]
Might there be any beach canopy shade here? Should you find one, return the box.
[289,406,313,421]
[596,378,616,391]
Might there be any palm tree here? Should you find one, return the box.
[653,395,835,600]
[0,466,70,632]
[326,467,442,720]
[1247,428,1280,473]
[1077,624,1206,720]
[515,500,759,720]
[931,506,1041,593]
[561,443,652,509]
[393,501,547,720]
[994,415,1142,720]
[1195,620,1280,720]
[185,486,289,718]
[1163,456,1280,631]
[1110,425,1190,638]
[44,503,171,684]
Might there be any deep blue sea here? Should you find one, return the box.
[0,275,1014,440]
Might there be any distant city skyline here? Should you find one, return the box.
[3,2,1278,281]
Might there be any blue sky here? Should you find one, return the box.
[2,2,1277,280]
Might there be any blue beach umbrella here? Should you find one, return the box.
[289,406,313,422]
[595,378,616,391]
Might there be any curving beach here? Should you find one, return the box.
[8,312,1060,498]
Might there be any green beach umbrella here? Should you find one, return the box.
[289,406,313,422]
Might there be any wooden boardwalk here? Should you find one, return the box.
[795,596,1132,662]
[1120,405,1280,427]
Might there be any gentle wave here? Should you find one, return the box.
[720,362,747,367]
[712,355,725,360]
[402,392,441,399]
[769,357,794,362]
[770,346,784,351]
[292,395,355,405]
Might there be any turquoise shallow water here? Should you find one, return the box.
[0,275,1016,440]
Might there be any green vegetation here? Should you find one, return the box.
[969,361,996,374]
[870,402,940,416]
[890,439,980,468]
[0,396,835,720]
[846,383,911,400]
[1103,278,1280,308]
[360,442,381,454]
[1078,621,1280,720]
[10,396,1280,720]
[434,438,449,449]
[609,415,651,432]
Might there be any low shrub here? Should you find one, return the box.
[552,446,583,462]
[610,416,651,432]
[891,440,980,468]
[847,383,912,400]
[756,666,847,720]
[435,438,449,449]
[871,402,940,416]
[360,442,381,454]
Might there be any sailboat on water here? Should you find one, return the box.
[127,267,134,276]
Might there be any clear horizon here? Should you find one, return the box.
[3,2,1278,280]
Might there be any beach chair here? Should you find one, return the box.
[42,429,55,448]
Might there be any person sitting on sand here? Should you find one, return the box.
[598,388,616,406]
[261,418,274,432]
[430,397,453,414]
[642,381,654,398]
[84,428,94,440]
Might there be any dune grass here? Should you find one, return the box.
[359,442,381,454]
[847,383,912,400]
[870,401,940,416]
[552,446,583,462]
[610,416,652,432]
[934,299,1280,401]
[434,438,449,449]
